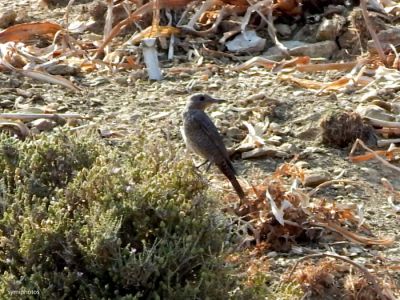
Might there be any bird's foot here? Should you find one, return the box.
[195,159,210,169]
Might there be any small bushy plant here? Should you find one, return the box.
[0,131,254,299]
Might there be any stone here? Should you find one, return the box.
[356,104,395,122]
[226,30,266,53]
[338,28,360,52]
[226,127,242,139]
[295,161,309,169]
[289,40,338,58]
[47,64,78,76]
[303,170,331,187]
[295,124,321,140]
[275,23,292,38]
[30,119,57,131]
[279,143,297,154]
[114,77,129,86]
[241,146,289,159]
[266,135,283,146]
[0,99,14,108]
[0,10,16,28]
[316,15,346,41]
[264,40,338,59]
[293,24,319,43]
[367,28,400,53]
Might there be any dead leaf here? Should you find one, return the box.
[0,22,62,43]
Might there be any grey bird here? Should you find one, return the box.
[182,93,245,202]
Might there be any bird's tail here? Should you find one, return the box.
[217,160,246,202]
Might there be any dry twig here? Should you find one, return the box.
[349,139,400,173]
[287,253,386,300]
[360,0,387,65]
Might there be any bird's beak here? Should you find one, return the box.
[210,97,225,103]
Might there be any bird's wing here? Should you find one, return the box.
[192,110,231,162]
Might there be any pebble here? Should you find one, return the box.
[226,127,242,139]
[294,161,309,169]
[301,146,327,155]
[275,23,291,38]
[47,64,78,76]
[114,77,129,86]
[266,135,283,146]
[242,146,289,159]
[8,78,22,88]
[265,40,338,59]
[303,169,331,187]
[279,142,297,153]
[266,251,278,258]
[90,98,103,107]
[0,9,16,28]
[0,99,15,108]
[295,124,320,140]
[356,104,394,122]
[226,30,266,53]
[30,119,57,131]
[269,122,284,134]
[316,15,346,41]
[360,167,379,181]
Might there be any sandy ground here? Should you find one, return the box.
[1,0,399,297]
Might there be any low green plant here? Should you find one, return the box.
[0,131,254,299]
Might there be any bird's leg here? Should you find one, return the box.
[205,161,212,172]
[195,159,209,169]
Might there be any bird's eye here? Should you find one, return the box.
[199,96,205,101]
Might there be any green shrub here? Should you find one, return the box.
[0,131,253,299]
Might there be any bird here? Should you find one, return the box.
[182,93,245,203]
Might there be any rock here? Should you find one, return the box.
[115,77,129,86]
[303,170,331,187]
[226,30,266,53]
[279,142,297,154]
[30,119,57,131]
[360,167,379,182]
[130,70,147,81]
[47,64,78,76]
[0,10,16,28]
[242,146,289,159]
[90,98,103,107]
[359,90,380,103]
[265,41,338,59]
[266,135,282,146]
[289,41,338,58]
[338,29,360,52]
[367,28,400,53]
[15,89,33,98]
[293,112,322,124]
[8,78,22,88]
[316,15,346,41]
[275,23,292,38]
[226,127,242,139]
[295,124,321,140]
[295,161,309,169]
[210,111,224,119]
[264,40,305,56]
[300,146,327,156]
[293,24,319,43]
[0,99,14,108]
[356,104,395,122]
[269,122,285,135]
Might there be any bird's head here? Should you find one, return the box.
[185,93,225,110]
